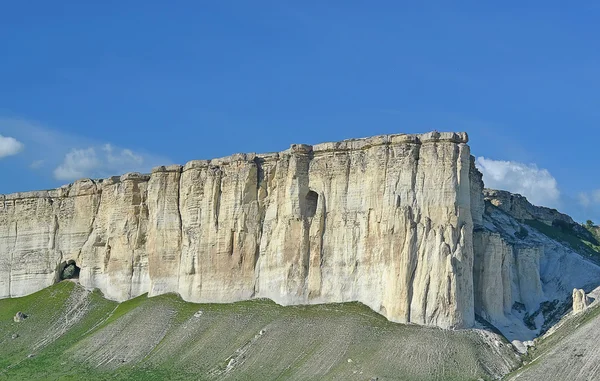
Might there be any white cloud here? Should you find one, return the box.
[0,135,24,158]
[54,144,156,181]
[579,192,591,208]
[476,157,560,208]
[578,190,600,208]
[0,117,171,183]
[29,160,45,169]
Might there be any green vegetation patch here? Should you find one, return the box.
[524,219,600,259]
[0,283,520,381]
[528,303,600,362]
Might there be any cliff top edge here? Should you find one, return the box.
[1,131,467,200]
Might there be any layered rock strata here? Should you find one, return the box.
[0,132,477,329]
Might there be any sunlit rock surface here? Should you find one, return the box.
[2,130,599,336]
[0,132,476,329]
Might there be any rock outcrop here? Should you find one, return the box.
[13,311,26,322]
[572,289,590,313]
[0,132,477,329]
[483,189,574,226]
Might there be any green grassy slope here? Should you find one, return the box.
[507,304,600,381]
[0,282,520,381]
[524,219,600,260]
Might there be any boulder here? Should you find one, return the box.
[13,311,27,322]
[573,288,590,313]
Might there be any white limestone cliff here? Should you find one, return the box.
[0,131,476,329]
[2,131,599,337]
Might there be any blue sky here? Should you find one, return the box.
[0,2,599,223]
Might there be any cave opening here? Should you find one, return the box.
[59,260,80,281]
[305,190,319,218]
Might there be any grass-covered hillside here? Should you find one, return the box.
[508,303,600,381]
[524,219,600,260]
[0,282,519,381]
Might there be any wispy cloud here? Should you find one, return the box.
[0,134,24,158]
[54,144,150,181]
[0,117,171,183]
[476,157,560,208]
[29,160,44,169]
[574,190,600,225]
[578,190,600,208]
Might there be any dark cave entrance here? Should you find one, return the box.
[305,190,319,218]
[57,260,80,281]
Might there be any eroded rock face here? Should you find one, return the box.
[473,196,600,341]
[573,289,590,313]
[2,131,600,337]
[0,132,477,329]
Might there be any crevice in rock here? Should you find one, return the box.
[254,156,265,189]
[343,156,351,197]
[213,171,223,230]
[128,249,135,299]
[176,171,184,293]
[228,230,235,257]
[406,218,418,323]
[319,196,327,270]
[382,145,390,202]
[51,215,60,250]
[130,180,149,298]
[252,159,267,298]
[82,187,103,251]
[411,144,420,210]
[423,276,431,320]
[104,244,112,271]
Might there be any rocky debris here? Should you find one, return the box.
[193,310,203,318]
[512,340,535,354]
[13,311,27,322]
[11,333,18,339]
[573,289,590,313]
[62,264,76,279]
[60,261,80,280]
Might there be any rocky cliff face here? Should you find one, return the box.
[2,131,599,336]
[0,131,478,329]
[474,190,600,343]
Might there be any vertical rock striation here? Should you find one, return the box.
[0,131,477,329]
[3,129,600,338]
[473,190,600,341]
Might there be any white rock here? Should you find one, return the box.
[0,132,478,329]
[573,288,590,313]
